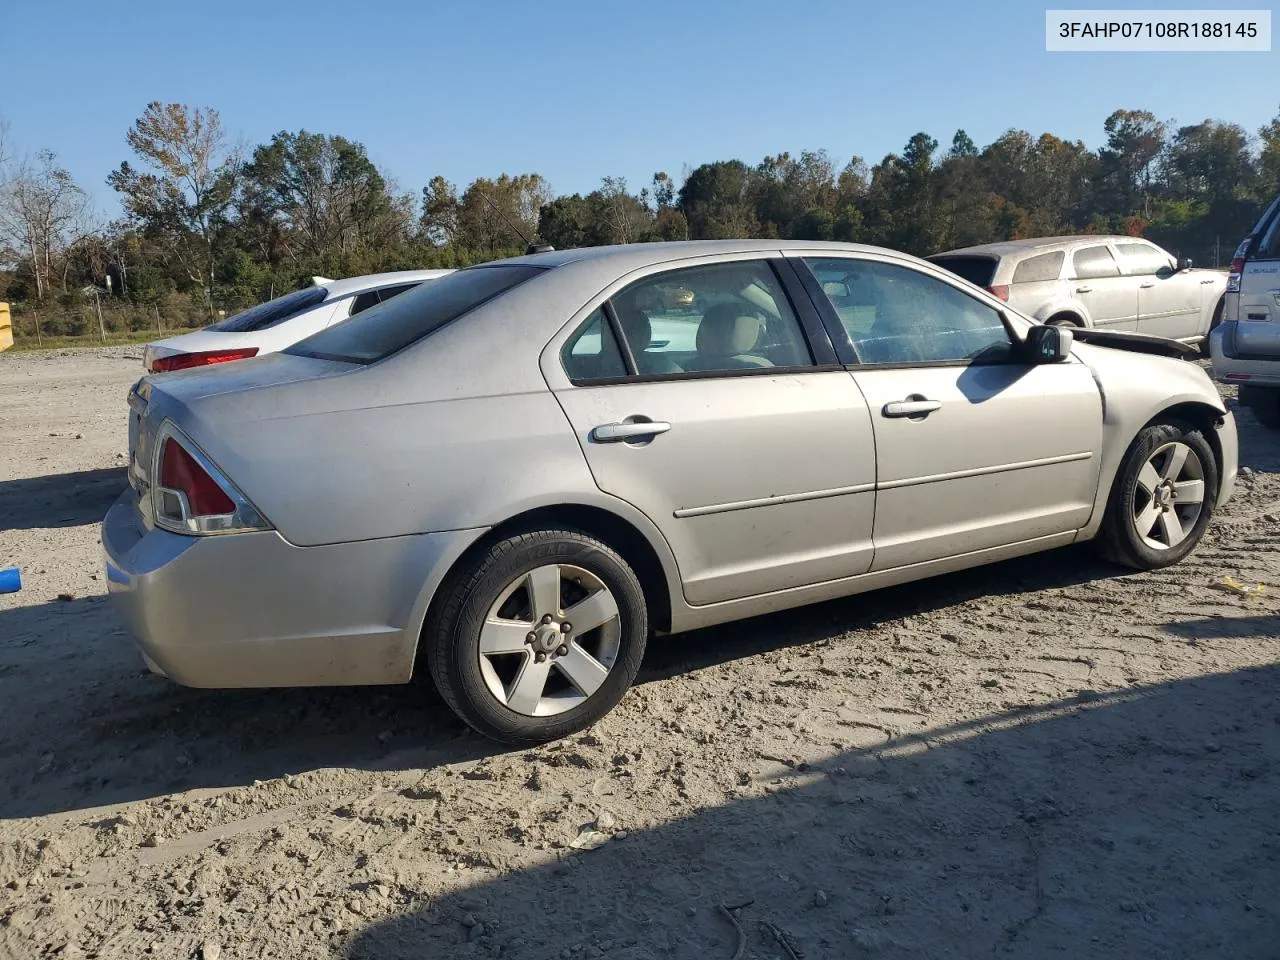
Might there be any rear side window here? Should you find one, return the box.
[207,286,328,333]
[1011,251,1064,284]
[562,308,627,381]
[928,255,996,287]
[1072,245,1121,280]
[288,266,543,364]
[349,290,382,316]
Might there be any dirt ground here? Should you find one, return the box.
[1,347,1278,960]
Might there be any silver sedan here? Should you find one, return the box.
[103,241,1238,744]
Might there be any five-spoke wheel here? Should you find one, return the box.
[424,528,648,745]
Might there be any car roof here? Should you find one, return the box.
[321,269,455,297]
[488,239,937,276]
[931,236,1153,260]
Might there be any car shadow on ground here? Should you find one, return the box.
[343,664,1280,959]
[0,466,126,531]
[0,546,1123,822]
[1162,612,1280,642]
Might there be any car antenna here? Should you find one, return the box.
[476,191,554,256]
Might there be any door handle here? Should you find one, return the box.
[590,420,671,443]
[883,399,942,418]
[1075,285,1093,293]
[1139,281,1155,289]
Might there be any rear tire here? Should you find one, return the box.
[1046,313,1082,328]
[1199,297,1224,358]
[1096,419,1219,570]
[1239,385,1280,429]
[424,528,648,745]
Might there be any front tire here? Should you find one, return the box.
[1096,419,1219,570]
[424,528,648,745]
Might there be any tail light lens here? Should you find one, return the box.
[152,422,270,535]
[987,284,1010,302]
[150,348,259,374]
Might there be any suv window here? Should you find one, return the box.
[928,255,997,288]
[207,286,328,333]
[288,265,542,364]
[1257,209,1280,258]
[804,257,1012,365]
[1011,251,1065,284]
[1114,242,1171,276]
[1072,245,1121,280]
[608,260,812,376]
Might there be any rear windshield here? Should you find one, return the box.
[207,286,328,333]
[928,255,996,288]
[1011,251,1065,284]
[287,265,544,364]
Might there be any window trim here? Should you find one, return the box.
[558,256,833,387]
[790,253,1027,370]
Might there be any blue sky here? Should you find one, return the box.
[2,0,1276,215]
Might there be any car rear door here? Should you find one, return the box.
[792,253,1103,571]
[1069,244,1137,330]
[1113,241,1202,340]
[543,255,878,606]
[1236,205,1280,356]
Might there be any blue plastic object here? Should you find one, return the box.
[0,567,20,594]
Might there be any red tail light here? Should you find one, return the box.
[1229,257,1245,274]
[160,438,234,515]
[150,348,259,374]
[987,284,1010,302]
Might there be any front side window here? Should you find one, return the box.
[1115,242,1171,277]
[1072,245,1121,280]
[289,265,542,364]
[804,257,1012,365]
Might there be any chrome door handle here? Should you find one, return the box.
[590,420,671,443]
[1139,281,1155,289]
[883,399,942,418]
[1075,285,1093,293]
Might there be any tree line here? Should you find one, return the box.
[1,102,1278,337]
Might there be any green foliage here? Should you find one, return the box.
[9,101,1280,348]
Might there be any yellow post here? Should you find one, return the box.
[0,303,13,352]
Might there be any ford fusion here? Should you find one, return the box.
[104,241,1237,745]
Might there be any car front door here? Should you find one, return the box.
[1114,241,1202,340]
[1070,244,1137,330]
[544,256,877,606]
[793,254,1104,571]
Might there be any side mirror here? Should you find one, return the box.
[1024,324,1073,364]
[1177,257,1193,271]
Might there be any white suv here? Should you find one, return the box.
[1209,197,1280,428]
[930,236,1226,347]
[143,269,454,374]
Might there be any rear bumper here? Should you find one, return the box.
[102,490,485,687]
[1209,324,1280,387]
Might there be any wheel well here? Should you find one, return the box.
[418,504,674,667]
[1148,402,1226,475]
[1046,312,1083,327]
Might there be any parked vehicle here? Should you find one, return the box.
[104,241,1237,745]
[1209,196,1280,427]
[929,236,1227,348]
[142,270,454,373]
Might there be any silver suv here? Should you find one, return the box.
[1209,196,1280,428]
[930,236,1226,347]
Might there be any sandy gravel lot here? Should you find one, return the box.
[1,347,1278,960]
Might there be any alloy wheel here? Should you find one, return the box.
[477,563,622,717]
[1132,441,1205,551]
